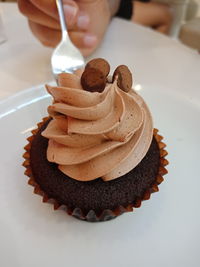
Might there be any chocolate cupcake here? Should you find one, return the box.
[23,58,168,222]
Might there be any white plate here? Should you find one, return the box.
[0,84,199,267]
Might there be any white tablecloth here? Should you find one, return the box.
[0,3,200,102]
[0,4,200,267]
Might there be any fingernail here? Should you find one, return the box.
[77,15,90,29]
[84,34,97,47]
[63,5,77,19]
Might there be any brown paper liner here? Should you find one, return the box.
[23,117,169,222]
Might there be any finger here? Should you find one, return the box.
[76,11,90,30]
[18,0,80,29]
[28,20,61,47]
[18,0,60,29]
[29,0,58,18]
[30,0,78,26]
[31,0,90,30]
[28,21,97,56]
[70,31,97,49]
[73,0,110,43]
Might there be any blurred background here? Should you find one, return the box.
[1,0,200,51]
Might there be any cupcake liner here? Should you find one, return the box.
[23,117,168,222]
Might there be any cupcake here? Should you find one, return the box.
[23,58,168,222]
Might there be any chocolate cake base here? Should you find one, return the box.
[26,119,164,221]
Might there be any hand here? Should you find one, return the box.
[133,1,173,34]
[17,0,113,57]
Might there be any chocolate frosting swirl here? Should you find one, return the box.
[42,72,153,181]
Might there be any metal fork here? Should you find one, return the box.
[51,0,85,77]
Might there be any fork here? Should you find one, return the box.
[51,0,85,77]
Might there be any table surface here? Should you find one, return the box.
[0,3,200,102]
[1,3,200,267]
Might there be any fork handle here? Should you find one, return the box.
[56,0,70,41]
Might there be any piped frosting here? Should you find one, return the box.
[42,71,153,181]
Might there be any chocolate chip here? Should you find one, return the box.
[113,65,132,92]
[81,67,106,93]
[85,58,110,77]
